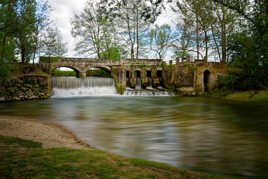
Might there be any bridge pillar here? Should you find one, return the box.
[151,69,160,88]
[79,72,87,79]
[111,67,126,95]
[141,70,148,89]
[129,71,136,88]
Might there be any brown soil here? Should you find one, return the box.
[0,116,92,149]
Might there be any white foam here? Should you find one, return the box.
[52,77,171,98]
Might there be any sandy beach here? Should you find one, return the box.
[0,116,91,149]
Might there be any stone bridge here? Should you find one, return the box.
[40,57,227,95]
[40,57,162,77]
[39,57,165,94]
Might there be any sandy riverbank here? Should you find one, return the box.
[0,116,91,149]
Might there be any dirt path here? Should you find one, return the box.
[0,116,91,149]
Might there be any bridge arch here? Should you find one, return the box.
[85,66,112,78]
[51,66,82,78]
[203,69,210,92]
[85,66,111,73]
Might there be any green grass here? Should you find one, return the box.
[225,90,268,101]
[0,135,236,179]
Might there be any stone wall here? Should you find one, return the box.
[0,64,51,102]
[194,62,227,94]
[109,62,226,95]
[161,61,227,95]
[111,67,126,95]
[161,62,195,95]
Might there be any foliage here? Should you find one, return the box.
[0,63,11,79]
[0,0,49,80]
[71,1,123,59]
[98,0,158,59]
[149,24,177,59]
[40,27,68,57]
[217,1,268,90]
[99,47,127,61]
[0,0,49,63]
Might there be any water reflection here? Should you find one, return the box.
[0,97,268,177]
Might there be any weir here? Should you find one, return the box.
[39,57,227,97]
[52,76,170,97]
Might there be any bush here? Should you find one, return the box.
[224,16,268,91]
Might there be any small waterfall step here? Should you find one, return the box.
[52,77,171,98]
[123,88,171,96]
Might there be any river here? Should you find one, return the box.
[0,77,268,177]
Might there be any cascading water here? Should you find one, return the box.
[124,88,170,96]
[52,76,171,98]
[135,77,141,89]
[52,77,118,98]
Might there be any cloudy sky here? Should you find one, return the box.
[48,0,178,59]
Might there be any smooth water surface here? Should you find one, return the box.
[1,97,268,177]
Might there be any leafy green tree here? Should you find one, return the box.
[71,1,119,59]
[99,47,127,61]
[98,0,160,59]
[41,27,68,57]
[215,0,268,89]
[0,0,49,63]
[149,24,177,59]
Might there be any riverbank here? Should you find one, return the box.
[0,116,89,149]
[0,116,225,178]
[207,90,268,102]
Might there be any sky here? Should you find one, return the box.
[48,0,178,60]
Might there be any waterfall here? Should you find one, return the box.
[52,77,171,98]
[124,88,170,96]
[147,77,153,89]
[52,77,118,98]
[136,77,141,89]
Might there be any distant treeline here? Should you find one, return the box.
[52,70,111,78]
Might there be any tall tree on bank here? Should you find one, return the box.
[213,0,268,89]
[71,1,122,60]
[99,0,161,59]
[171,23,195,61]
[170,0,238,62]
[40,27,68,58]
[0,0,18,63]
[149,24,177,59]
[172,0,205,60]
[0,0,49,63]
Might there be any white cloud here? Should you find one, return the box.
[48,0,88,57]
[155,5,178,27]
[47,0,179,60]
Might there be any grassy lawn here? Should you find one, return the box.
[0,135,236,179]
[224,90,268,101]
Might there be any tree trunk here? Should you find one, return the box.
[21,47,25,63]
[221,6,227,63]
[136,7,139,60]
[0,36,6,61]
[196,15,200,60]
[126,12,134,59]
[205,30,208,62]
[211,25,221,61]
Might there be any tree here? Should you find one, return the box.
[99,47,127,61]
[171,23,195,61]
[71,1,121,59]
[100,0,159,59]
[0,0,49,63]
[40,27,68,57]
[0,0,19,63]
[223,1,268,89]
[149,24,176,59]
